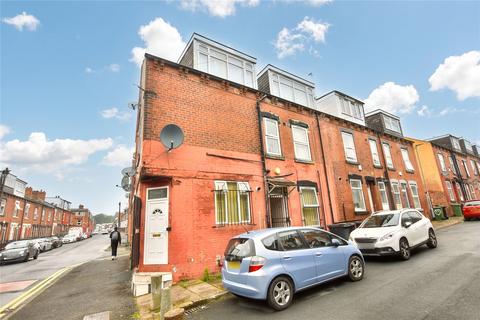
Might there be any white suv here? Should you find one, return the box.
[349,209,437,260]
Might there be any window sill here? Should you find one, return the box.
[213,223,256,228]
[373,165,383,169]
[346,160,360,166]
[266,154,285,161]
[406,170,415,174]
[295,159,314,164]
[354,210,369,215]
[387,167,396,172]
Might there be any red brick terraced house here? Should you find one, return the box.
[127,34,430,286]
[70,204,95,235]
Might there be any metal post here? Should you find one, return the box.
[118,202,121,228]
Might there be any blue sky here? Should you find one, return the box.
[1,0,479,214]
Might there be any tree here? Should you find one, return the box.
[93,214,115,224]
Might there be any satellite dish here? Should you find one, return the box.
[160,124,184,151]
[121,167,136,177]
[121,176,131,192]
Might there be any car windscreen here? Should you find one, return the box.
[465,201,480,207]
[361,213,399,228]
[224,238,255,262]
[5,241,29,249]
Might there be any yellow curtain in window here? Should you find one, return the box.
[239,193,250,222]
[215,192,226,224]
[303,207,319,226]
[227,182,240,223]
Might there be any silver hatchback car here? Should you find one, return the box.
[222,227,364,310]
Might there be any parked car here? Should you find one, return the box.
[463,200,480,221]
[0,240,39,264]
[48,236,63,248]
[62,234,77,244]
[349,209,437,260]
[222,227,364,310]
[33,238,53,252]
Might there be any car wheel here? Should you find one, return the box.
[426,229,437,249]
[267,276,293,311]
[399,238,410,260]
[34,251,39,259]
[348,255,364,281]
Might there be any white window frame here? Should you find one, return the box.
[25,203,30,218]
[33,207,38,220]
[13,200,20,218]
[445,181,456,202]
[401,148,414,172]
[400,181,411,208]
[391,181,402,209]
[437,153,447,172]
[451,137,461,150]
[384,116,401,133]
[377,181,390,210]
[341,131,358,163]
[465,183,472,200]
[470,159,478,176]
[0,198,6,216]
[214,181,251,225]
[350,179,366,212]
[462,160,470,177]
[449,156,457,175]
[264,118,282,156]
[382,143,394,169]
[369,139,381,167]
[408,181,421,209]
[292,125,312,161]
[470,184,476,199]
[299,187,320,226]
[465,141,473,153]
[455,183,464,202]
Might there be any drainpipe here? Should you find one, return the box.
[315,114,335,225]
[255,96,271,228]
[376,133,395,209]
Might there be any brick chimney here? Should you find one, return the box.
[79,204,84,209]
[25,188,46,201]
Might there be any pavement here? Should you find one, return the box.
[9,250,136,320]
[186,221,480,320]
[431,215,464,230]
[0,234,111,308]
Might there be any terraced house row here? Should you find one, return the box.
[0,169,95,246]
[126,34,480,284]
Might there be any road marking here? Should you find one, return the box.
[0,267,71,319]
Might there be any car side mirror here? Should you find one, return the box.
[331,239,341,247]
[403,221,412,228]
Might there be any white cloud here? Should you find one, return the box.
[100,107,131,121]
[304,0,332,6]
[2,12,40,31]
[296,17,329,42]
[438,106,466,116]
[0,125,10,140]
[274,16,330,59]
[429,51,480,100]
[108,64,120,72]
[102,146,134,167]
[130,17,186,66]
[179,0,259,17]
[364,82,419,114]
[0,132,113,174]
[85,67,94,74]
[417,105,431,117]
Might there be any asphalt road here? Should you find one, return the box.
[188,221,480,320]
[0,234,110,307]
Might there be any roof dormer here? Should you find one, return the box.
[365,109,403,137]
[315,91,366,126]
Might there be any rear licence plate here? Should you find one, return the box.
[228,261,241,270]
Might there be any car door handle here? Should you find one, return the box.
[315,252,322,257]
[283,256,292,260]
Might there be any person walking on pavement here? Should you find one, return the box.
[110,226,121,260]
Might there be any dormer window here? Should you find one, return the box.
[464,140,473,153]
[451,137,461,150]
[383,116,401,133]
[341,98,364,120]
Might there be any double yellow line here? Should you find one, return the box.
[0,267,72,319]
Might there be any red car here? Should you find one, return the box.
[463,200,480,221]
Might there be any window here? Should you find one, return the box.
[41,208,45,221]
[292,125,311,161]
[300,229,334,248]
[391,181,402,209]
[270,72,314,108]
[465,184,472,201]
[437,154,447,172]
[407,211,423,224]
[48,211,52,221]
[0,199,5,216]
[476,162,480,176]
[465,141,473,153]
[264,118,281,156]
[350,179,366,212]
[262,235,281,251]
[382,143,394,169]
[25,203,30,218]
[377,181,390,210]
[400,182,411,208]
[471,160,478,176]
[401,148,414,172]
[445,181,456,202]
[384,116,401,133]
[33,207,38,220]
[449,156,457,175]
[470,184,476,199]
[342,132,358,163]
[277,230,308,251]
[340,98,364,120]
[13,200,20,217]
[369,139,381,167]
[300,187,319,226]
[408,182,421,209]
[462,160,470,177]
[210,49,227,78]
[214,181,251,225]
[148,188,168,200]
[451,137,461,150]
[455,183,464,202]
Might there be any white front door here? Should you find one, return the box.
[144,187,169,265]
